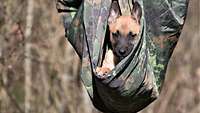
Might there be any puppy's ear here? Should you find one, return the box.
[131,1,142,24]
[108,1,121,24]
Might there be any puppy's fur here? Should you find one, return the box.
[96,1,142,77]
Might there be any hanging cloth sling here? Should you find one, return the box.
[56,0,189,113]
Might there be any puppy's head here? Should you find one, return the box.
[108,1,142,60]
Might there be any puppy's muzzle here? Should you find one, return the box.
[119,48,126,55]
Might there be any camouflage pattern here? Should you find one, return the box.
[56,0,189,113]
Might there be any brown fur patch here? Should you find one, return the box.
[109,16,140,36]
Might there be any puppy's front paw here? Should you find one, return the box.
[96,67,111,79]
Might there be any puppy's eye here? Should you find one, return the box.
[128,32,137,38]
[112,30,120,37]
[112,32,118,37]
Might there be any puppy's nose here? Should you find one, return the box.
[119,49,126,55]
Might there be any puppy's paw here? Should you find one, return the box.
[96,67,111,79]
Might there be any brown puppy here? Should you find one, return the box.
[96,1,142,77]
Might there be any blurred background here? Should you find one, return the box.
[0,0,199,113]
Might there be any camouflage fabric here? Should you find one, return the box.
[56,0,189,113]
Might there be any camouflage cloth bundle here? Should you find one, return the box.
[56,0,189,113]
